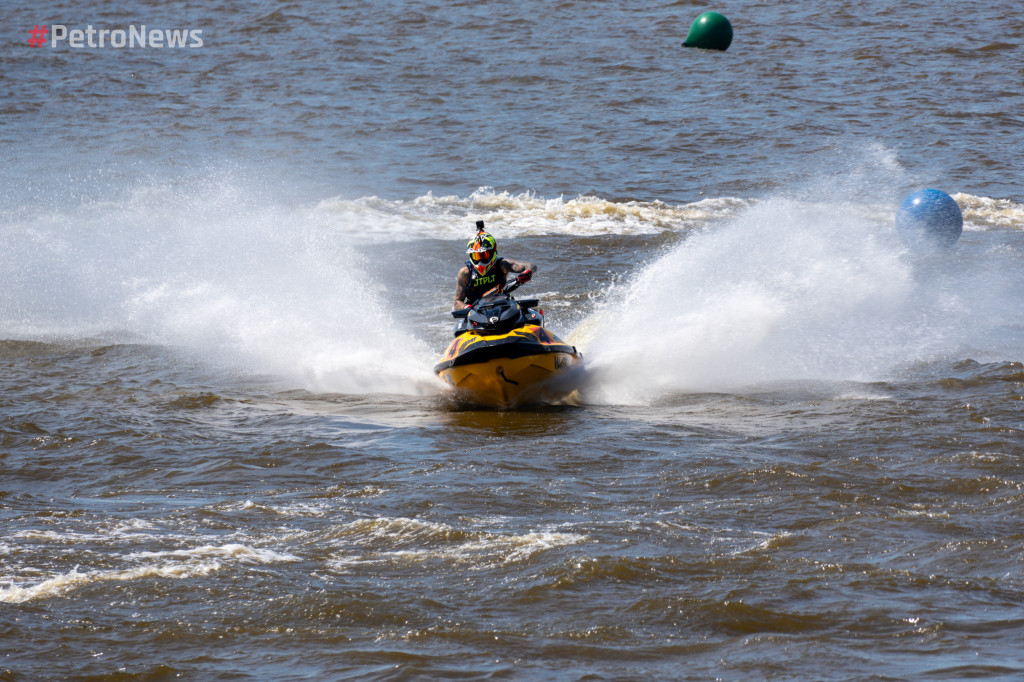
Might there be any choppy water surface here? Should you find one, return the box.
[2,0,1024,679]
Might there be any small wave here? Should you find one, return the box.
[128,543,300,563]
[231,499,333,517]
[633,596,829,635]
[954,193,1024,230]
[0,562,219,604]
[314,188,749,240]
[0,340,59,357]
[543,555,687,588]
[1,543,298,604]
[165,391,229,409]
[336,516,474,544]
[325,516,586,569]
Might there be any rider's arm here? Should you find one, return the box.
[504,259,536,274]
[453,267,471,310]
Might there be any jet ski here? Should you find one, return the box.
[434,277,583,409]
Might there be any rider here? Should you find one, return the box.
[453,221,535,310]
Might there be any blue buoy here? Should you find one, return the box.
[895,189,963,249]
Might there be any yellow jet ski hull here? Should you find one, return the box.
[434,325,582,409]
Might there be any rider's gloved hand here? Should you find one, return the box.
[517,270,532,284]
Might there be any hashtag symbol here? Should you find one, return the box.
[28,25,48,47]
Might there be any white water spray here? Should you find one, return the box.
[0,175,436,394]
[579,197,1024,404]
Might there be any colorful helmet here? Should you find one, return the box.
[466,232,498,276]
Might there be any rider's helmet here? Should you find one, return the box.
[466,231,498,276]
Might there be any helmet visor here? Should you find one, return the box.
[470,249,494,263]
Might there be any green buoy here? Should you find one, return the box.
[683,12,733,51]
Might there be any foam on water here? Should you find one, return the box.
[0,563,222,604]
[128,543,301,563]
[578,195,1024,404]
[0,543,301,604]
[955,193,1024,230]
[325,516,587,571]
[315,186,747,239]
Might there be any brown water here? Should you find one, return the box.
[2,0,1024,679]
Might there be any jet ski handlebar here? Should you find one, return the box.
[502,269,532,295]
[502,279,522,296]
[450,271,534,319]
